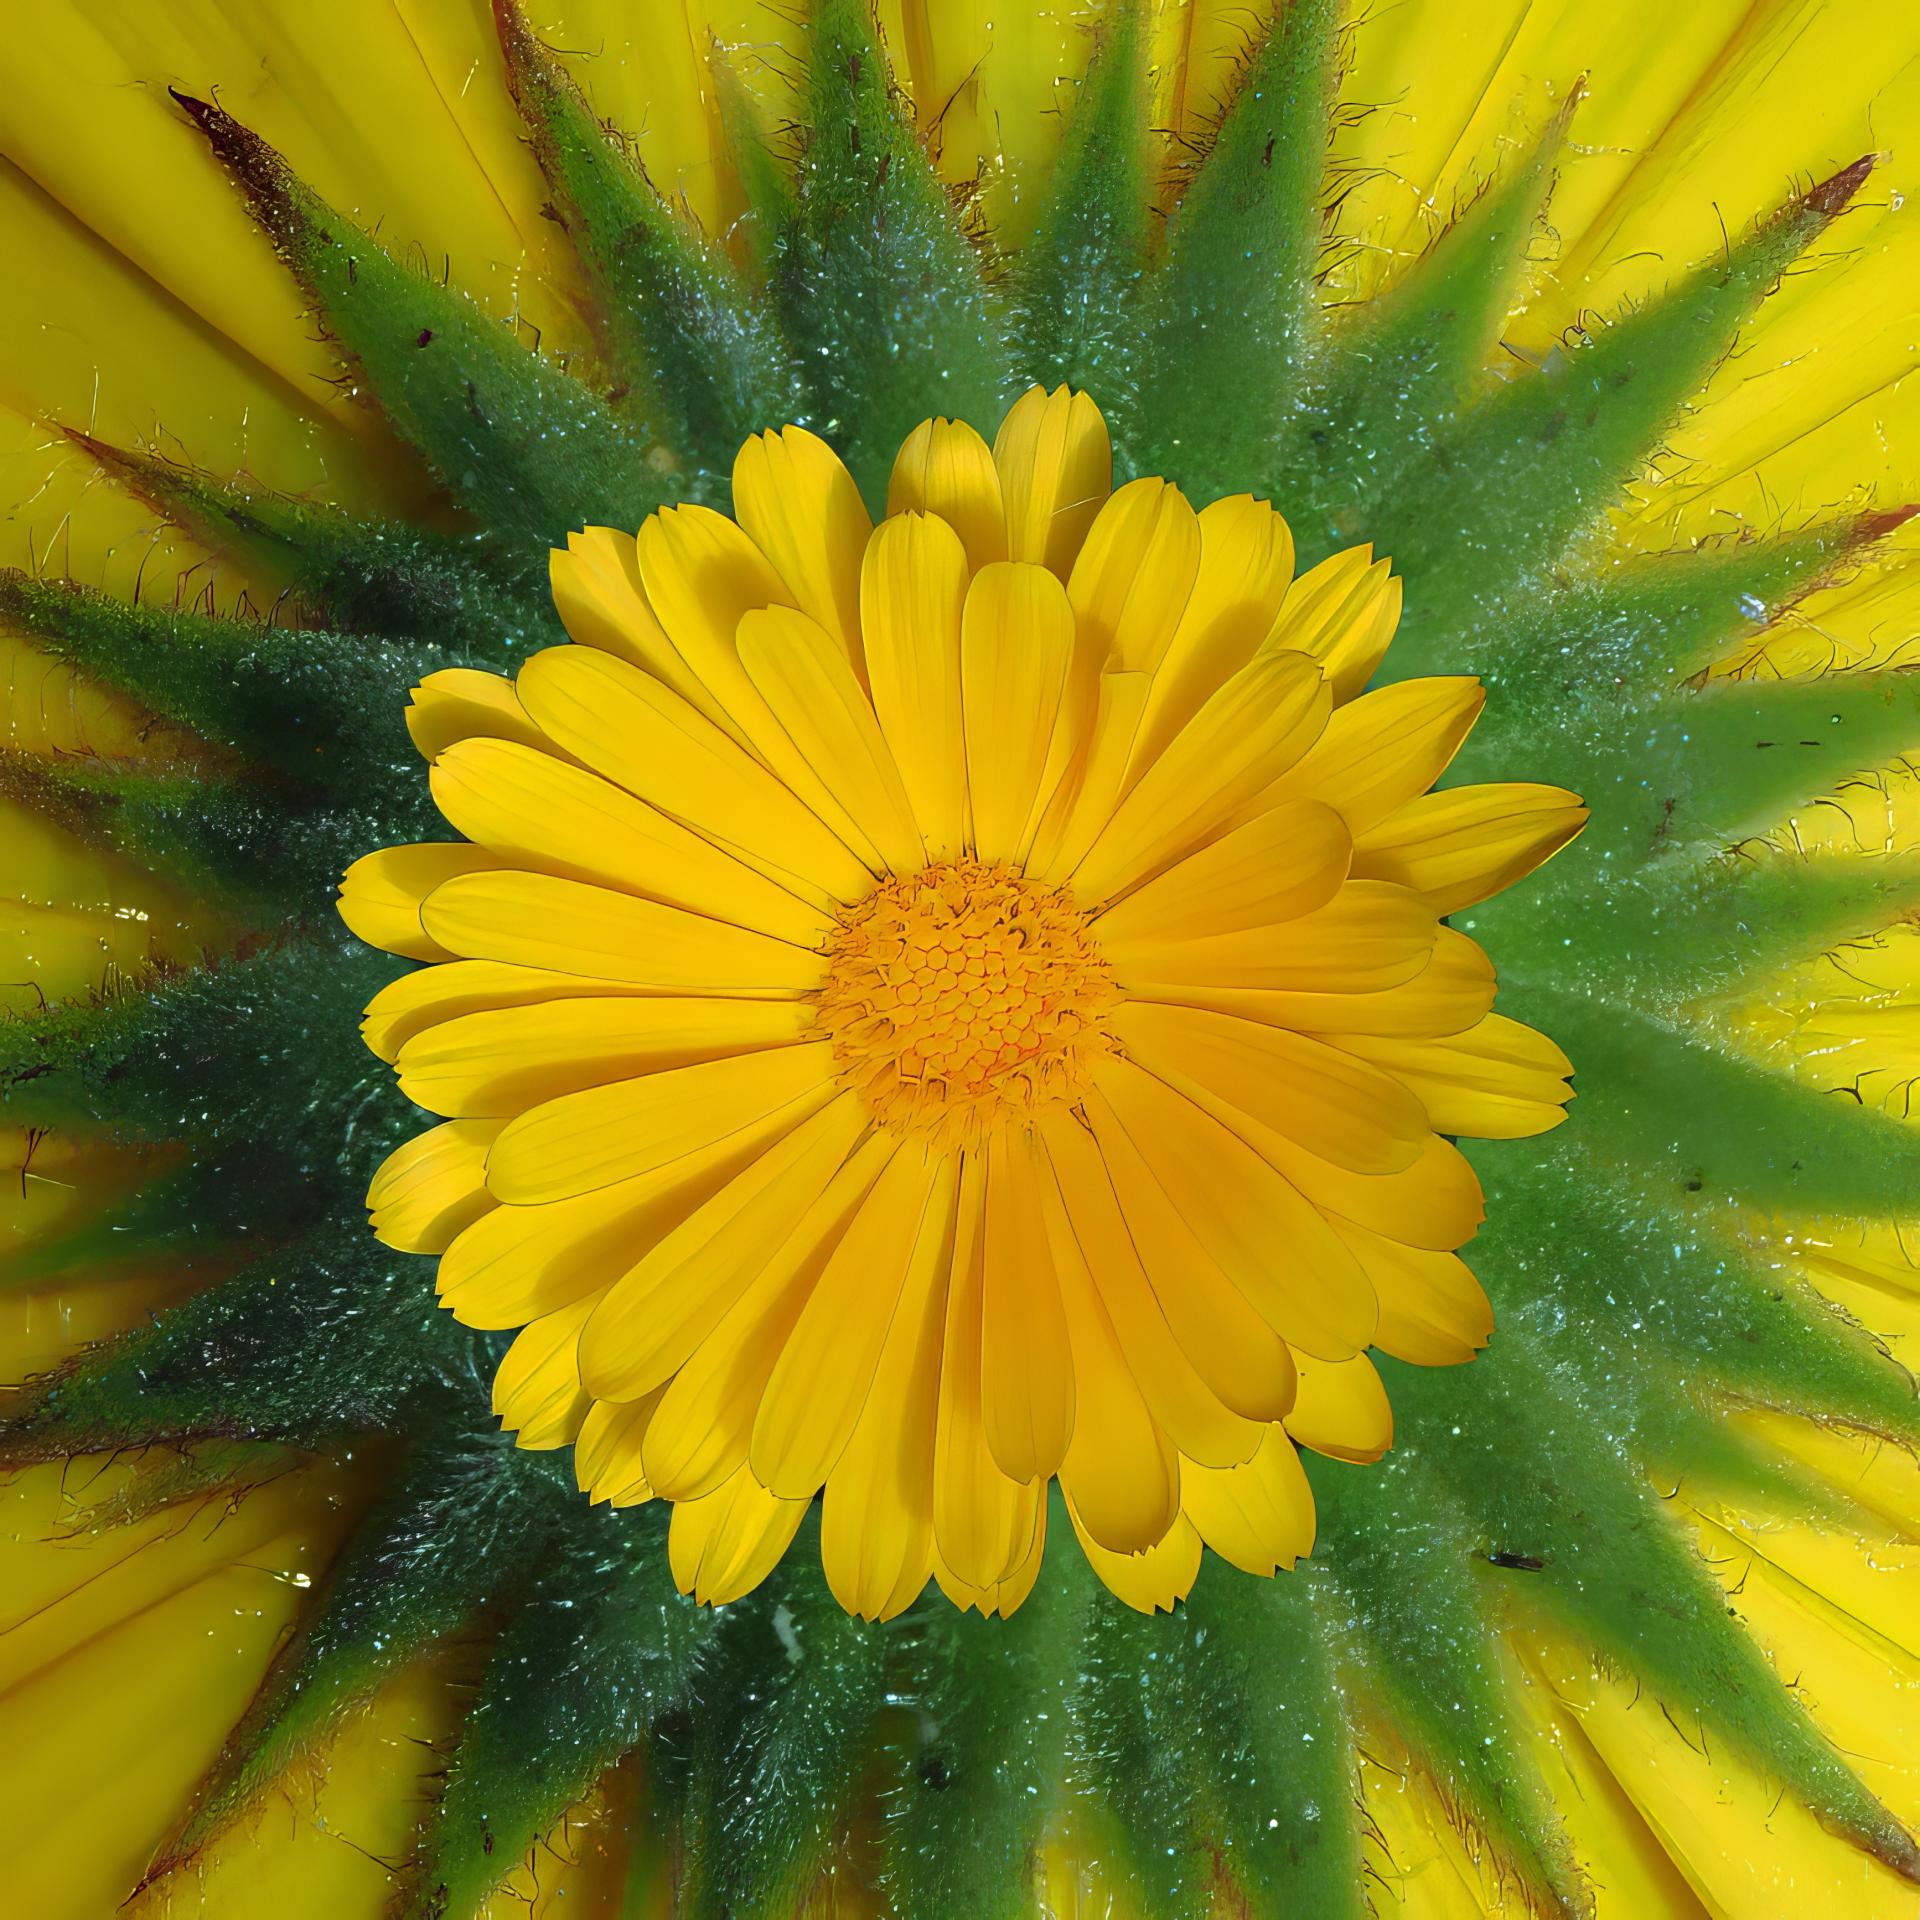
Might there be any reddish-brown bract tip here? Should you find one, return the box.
[1855,502,1920,545]
[1805,154,1877,218]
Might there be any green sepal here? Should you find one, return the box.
[1013,2,1152,409]
[402,1504,712,1920]
[1309,1453,1583,1914]
[668,1531,889,1918]
[1127,0,1343,499]
[777,0,1011,502]
[0,1230,488,1458]
[493,0,802,476]
[881,1526,1088,1920]
[1504,984,1920,1217]
[1382,159,1877,640]
[1278,85,1580,555]
[59,431,555,653]
[0,570,448,794]
[149,1434,558,1882]
[171,91,676,541]
[1075,1570,1368,1918]
[709,39,798,278]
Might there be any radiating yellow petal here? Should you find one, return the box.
[1130,494,1296,774]
[1090,799,1351,947]
[515,643,871,905]
[1025,668,1153,885]
[1330,1217,1493,1367]
[1105,879,1437,994]
[1112,1001,1430,1176]
[738,605,924,873]
[486,1040,836,1205]
[960,559,1076,863]
[1335,1014,1575,1141]
[1039,1104,1274,1464]
[1352,783,1588,915]
[934,1154,1046,1588]
[861,510,972,860]
[395,995,814,1119]
[574,1391,664,1506]
[578,1094,868,1401]
[337,844,495,961]
[366,1118,501,1254]
[668,1465,810,1606]
[361,958,656,1064]
[1259,676,1486,833]
[643,1133,899,1500]
[404,668,553,763]
[1285,1352,1394,1464]
[887,415,1008,574]
[753,1144,952,1498]
[1071,650,1330,902]
[1269,551,1401,704]
[979,1129,1076,1483]
[491,1293,595,1450]
[431,737,833,947]
[1066,1504,1202,1615]
[992,384,1111,575]
[732,425,872,669]
[549,527,706,702]
[931,1503,1048,1619]
[420,869,827,994]
[1180,1425,1317,1577]
[1066,477,1203,675]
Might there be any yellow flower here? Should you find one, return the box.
[344,387,1582,1617]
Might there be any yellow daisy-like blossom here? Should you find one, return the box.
[342,385,1584,1618]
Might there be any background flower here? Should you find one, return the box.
[0,3,1917,1916]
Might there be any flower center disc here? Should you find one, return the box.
[814,860,1117,1144]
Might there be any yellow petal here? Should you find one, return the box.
[1180,1426,1317,1577]
[1071,650,1330,903]
[362,958,656,1065]
[887,415,1008,574]
[395,996,814,1119]
[860,510,972,860]
[979,1130,1076,1483]
[578,1094,869,1402]
[486,1041,837,1205]
[1066,1504,1202,1615]
[753,1144,952,1498]
[1157,926,1496,1039]
[366,1118,501,1254]
[668,1466,810,1606]
[404,668,553,763]
[1087,1057,1377,1361]
[1258,676,1486,833]
[429,737,833,948]
[439,1125,783,1330]
[1266,1130,1486,1256]
[931,1507,1048,1619]
[643,1134,899,1500]
[737,605,924,873]
[1111,1001,1430,1176]
[1285,1352,1393,1464]
[574,1392,664,1505]
[1334,1014,1575,1140]
[1089,799,1351,947]
[1330,1217,1493,1367]
[420,870,827,994]
[993,384,1111,575]
[1130,494,1296,774]
[934,1154,1047,1587]
[492,1294,596,1450]
[1352,784,1588,914]
[820,1158,955,1621]
[515,643,870,905]
[732,425,872,669]
[1024,668,1152,886]
[960,560,1076,862]
[548,527,707,707]
[1066,477,1203,675]
[337,844,495,961]
[1269,551,1401,703]
[1039,1104,1273,1465]
[1105,879,1438,994]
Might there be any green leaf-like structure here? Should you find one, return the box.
[2,2,1916,1913]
